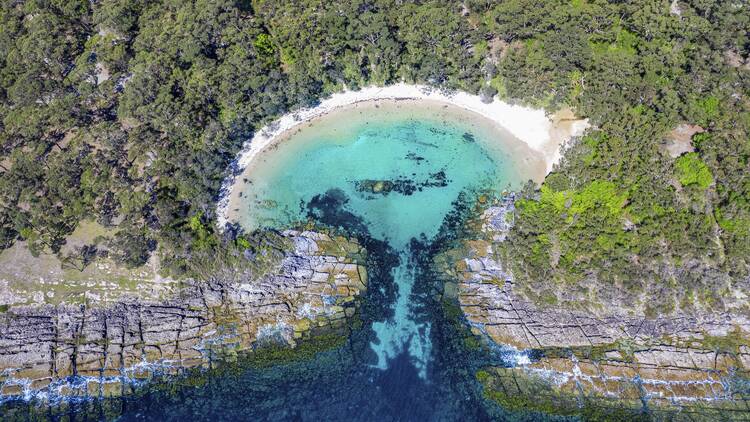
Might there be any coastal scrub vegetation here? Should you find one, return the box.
[0,0,748,309]
[486,0,750,313]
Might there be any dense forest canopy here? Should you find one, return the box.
[0,0,748,311]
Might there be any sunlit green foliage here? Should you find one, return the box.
[675,153,713,189]
[253,34,275,56]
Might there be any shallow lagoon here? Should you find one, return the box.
[119,100,548,420]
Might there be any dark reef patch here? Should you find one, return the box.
[305,188,400,324]
[352,171,450,198]
[405,152,425,162]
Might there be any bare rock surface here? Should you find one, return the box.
[0,230,367,402]
[664,123,703,158]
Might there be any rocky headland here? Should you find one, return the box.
[435,197,750,419]
[0,230,367,403]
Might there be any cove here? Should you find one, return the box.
[115,99,547,420]
[230,99,541,379]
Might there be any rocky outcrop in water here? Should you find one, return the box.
[0,230,367,402]
[436,198,750,418]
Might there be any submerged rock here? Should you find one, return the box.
[353,171,450,197]
[0,231,367,403]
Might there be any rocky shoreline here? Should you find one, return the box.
[435,197,750,418]
[0,230,367,404]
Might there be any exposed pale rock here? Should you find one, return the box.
[664,123,703,158]
[0,231,367,402]
[670,0,682,16]
[95,62,110,85]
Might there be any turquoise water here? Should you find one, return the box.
[233,100,536,379]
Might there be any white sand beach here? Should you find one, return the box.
[217,84,589,229]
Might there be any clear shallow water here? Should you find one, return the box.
[111,100,547,421]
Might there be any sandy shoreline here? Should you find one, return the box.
[216,83,589,229]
